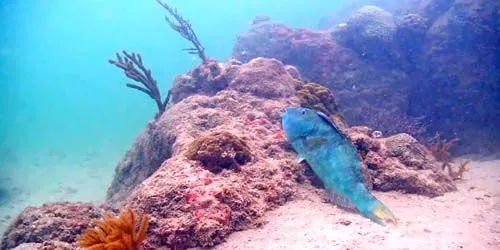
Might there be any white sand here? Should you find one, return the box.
[216,159,500,250]
[0,153,115,235]
[1,158,498,249]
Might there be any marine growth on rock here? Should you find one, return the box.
[185,132,252,173]
[296,83,346,127]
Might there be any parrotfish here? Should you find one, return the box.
[282,107,397,225]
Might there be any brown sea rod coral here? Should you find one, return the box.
[109,51,171,118]
[77,208,149,250]
[156,0,208,62]
[185,132,252,174]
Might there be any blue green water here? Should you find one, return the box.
[0,0,342,232]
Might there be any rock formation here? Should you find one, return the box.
[2,58,456,249]
[233,0,500,155]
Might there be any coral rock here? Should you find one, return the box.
[0,202,103,250]
[185,132,252,174]
[346,127,456,197]
[332,5,397,61]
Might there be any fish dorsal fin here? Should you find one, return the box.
[316,111,341,133]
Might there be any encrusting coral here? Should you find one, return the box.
[76,208,149,250]
[296,83,346,127]
[185,131,252,174]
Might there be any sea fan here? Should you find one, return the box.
[77,207,149,250]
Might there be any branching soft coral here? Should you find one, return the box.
[156,0,208,62]
[443,160,470,180]
[428,134,459,163]
[77,208,149,250]
[426,134,469,180]
[109,51,170,119]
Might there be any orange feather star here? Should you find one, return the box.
[77,207,149,250]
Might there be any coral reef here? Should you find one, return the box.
[332,5,397,63]
[412,0,500,154]
[119,58,300,249]
[185,132,252,174]
[109,51,170,118]
[107,57,297,203]
[169,60,229,103]
[233,0,500,154]
[156,0,207,62]
[0,202,104,250]
[77,207,149,250]
[232,17,413,139]
[5,1,496,249]
[2,57,459,249]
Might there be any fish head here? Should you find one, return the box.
[369,202,398,226]
[281,107,321,141]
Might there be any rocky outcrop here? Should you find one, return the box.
[106,58,300,204]
[106,120,176,203]
[2,57,457,249]
[411,0,500,154]
[232,19,414,137]
[332,5,397,63]
[346,126,456,197]
[233,0,500,154]
[0,202,103,250]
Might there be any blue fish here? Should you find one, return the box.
[282,107,397,225]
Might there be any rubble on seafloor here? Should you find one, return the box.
[2,57,457,250]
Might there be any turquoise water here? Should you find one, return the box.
[0,0,342,231]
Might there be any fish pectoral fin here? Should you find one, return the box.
[296,157,305,163]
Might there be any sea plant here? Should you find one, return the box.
[77,207,149,250]
[427,133,468,180]
[443,160,470,180]
[156,0,208,62]
[109,51,171,118]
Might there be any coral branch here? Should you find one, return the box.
[109,51,169,117]
[427,133,459,164]
[156,0,208,62]
[442,160,470,180]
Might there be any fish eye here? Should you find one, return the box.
[301,110,306,115]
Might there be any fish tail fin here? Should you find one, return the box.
[370,200,398,226]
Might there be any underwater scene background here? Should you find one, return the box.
[0,0,341,230]
[0,0,499,249]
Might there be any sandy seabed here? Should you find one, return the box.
[215,159,500,250]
